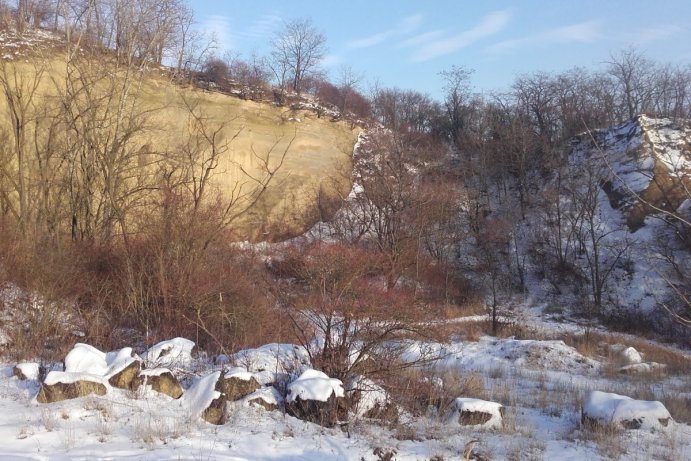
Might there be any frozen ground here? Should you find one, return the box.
[0,322,688,461]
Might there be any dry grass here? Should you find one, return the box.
[556,330,690,375]
[579,417,632,460]
[0,54,358,243]
[384,367,487,420]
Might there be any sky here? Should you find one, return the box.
[191,0,691,100]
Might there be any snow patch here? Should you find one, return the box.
[144,337,195,368]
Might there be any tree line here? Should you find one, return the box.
[0,1,688,365]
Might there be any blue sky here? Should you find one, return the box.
[192,1,691,99]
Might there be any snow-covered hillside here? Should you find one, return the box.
[526,116,691,330]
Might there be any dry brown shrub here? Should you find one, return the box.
[383,367,487,419]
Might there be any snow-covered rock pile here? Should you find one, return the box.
[29,338,354,427]
[582,390,673,430]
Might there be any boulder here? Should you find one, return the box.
[108,359,141,389]
[13,362,40,381]
[346,376,398,422]
[449,398,504,429]
[133,368,183,399]
[218,368,261,401]
[582,391,672,430]
[285,369,345,427]
[244,387,281,411]
[36,372,107,403]
[182,371,227,425]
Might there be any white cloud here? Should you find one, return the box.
[400,29,446,48]
[346,14,423,49]
[240,13,283,39]
[202,15,235,51]
[487,20,602,53]
[410,10,511,62]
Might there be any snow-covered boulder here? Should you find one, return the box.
[105,347,141,389]
[13,362,39,381]
[63,343,141,389]
[36,371,108,403]
[582,391,672,430]
[37,343,142,401]
[64,343,110,374]
[219,367,261,401]
[346,376,397,421]
[610,345,643,365]
[448,398,504,429]
[133,368,183,399]
[243,386,282,411]
[285,369,345,427]
[143,338,196,368]
[182,371,226,425]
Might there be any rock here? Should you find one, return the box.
[286,393,347,427]
[182,371,226,425]
[201,393,227,425]
[346,376,398,422]
[36,372,107,403]
[449,398,504,429]
[285,369,346,427]
[218,368,261,401]
[133,369,183,399]
[582,391,672,430]
[108,359,141,389]
[618,346,643,365]
[243,387,282,411]
[13,362,40,381]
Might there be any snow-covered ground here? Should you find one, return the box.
[0,326,688,460]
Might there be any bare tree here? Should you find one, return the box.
[607,47,655,120]
[439,65,473,150]
[0,59,45,233]
[271,17,326,94]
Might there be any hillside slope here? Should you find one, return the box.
[532,116,690,331]
[0,29,358,242]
